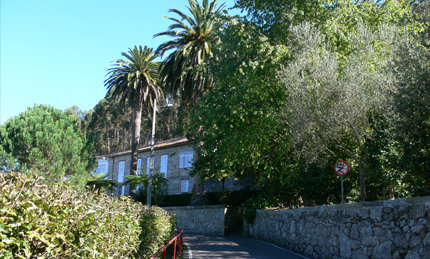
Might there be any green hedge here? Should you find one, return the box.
[206,190,261,206]
[155,193,192,207]
[139,206,176,257]
[0,172,175,258]
[150,190,261,207]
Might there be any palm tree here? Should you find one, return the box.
[124,174,149,193]
[105,46,162,183]
[154,0,227,103]
[86,173,117,194]
[125,173,168,204]
[155,0,229,203]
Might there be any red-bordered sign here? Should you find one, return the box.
[334,160,350,176]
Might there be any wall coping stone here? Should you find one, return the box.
[162,205,225,210]
[259,196,430,212]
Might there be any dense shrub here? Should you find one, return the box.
[139,207,176,258]
[206,190,261,206]
[152,191,262,207]
[155,193,192,207]
[0,172,176,258]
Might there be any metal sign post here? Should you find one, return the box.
[334,160,350,204]
[341,176,344,204]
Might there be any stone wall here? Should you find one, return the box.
[163,205,226,236]
[244,196,430,258]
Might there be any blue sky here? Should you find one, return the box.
[1,0,238,124]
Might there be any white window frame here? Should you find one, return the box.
[160,155,168,177]
[118,161,125,182]
[146,156,151,175]
[181,180,189,193]
[137,158,141,175]
[179,152,193,168]
[146,157,151,175]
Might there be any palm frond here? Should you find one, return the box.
[154,0,228,101]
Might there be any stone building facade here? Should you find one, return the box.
[94,137,253,197]
[97,137,196,196]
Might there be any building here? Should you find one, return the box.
[93,137,253,197]
[94,137,196,196]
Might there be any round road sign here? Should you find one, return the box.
[334,160,350,176]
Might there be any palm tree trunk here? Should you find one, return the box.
[130,93,143,183]
[129,118,133,149]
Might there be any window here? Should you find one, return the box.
[179,152,193,168]
[95,160,108,175]
[96,164,105,174]
[118,161,125,182]
[137,159,141,175]
[160,155,168,177]
[146,157,151,175]
[181,180,189,193]
[136,158,142,192]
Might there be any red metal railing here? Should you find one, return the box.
[150,227,184,259]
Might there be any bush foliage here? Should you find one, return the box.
[139,206,176,258]
[0,172,176,258]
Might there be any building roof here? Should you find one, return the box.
[99,137,192,158]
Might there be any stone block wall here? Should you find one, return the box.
[244,196,430,258]
[163,205,226,236]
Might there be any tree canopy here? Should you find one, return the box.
[187,0,430,205]
[0,105,95,188]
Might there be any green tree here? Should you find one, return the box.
[188,0,428,206]
[189,21,303,205]
[105,46,162,182]
[86,98,134,155]
[0,145,19,173]
[85,96,186,156]
[408,0,430,49]
[154,0,227,103]
[234,0,419,63]
[391,31,430,195]
[277,23,406,201]
[0,105,95,187]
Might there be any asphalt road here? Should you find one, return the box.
[183,234,309,259]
